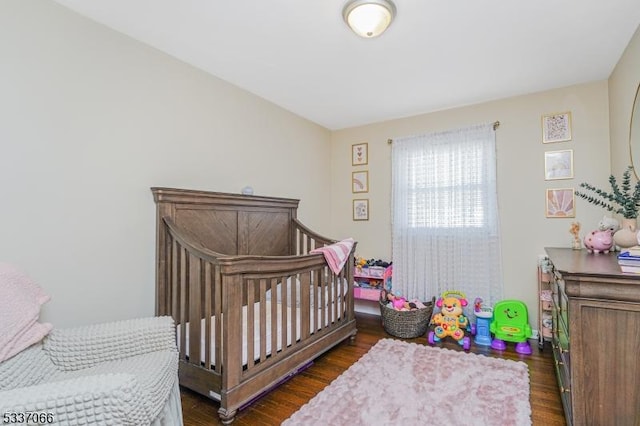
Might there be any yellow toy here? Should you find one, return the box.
[428,290,471,350]
[354,256,367,272]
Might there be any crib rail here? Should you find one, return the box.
[292,218,335,255]
[161,218,224,375]
[217,252,355,390]
[160,216,356,401]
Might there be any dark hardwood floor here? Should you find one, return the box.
[180,312,566,425]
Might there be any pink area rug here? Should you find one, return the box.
[283,338,531,425]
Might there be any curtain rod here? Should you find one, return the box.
[387,120,500,144]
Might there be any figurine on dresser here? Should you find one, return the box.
[583,229,615,253]
[582,216,620,254]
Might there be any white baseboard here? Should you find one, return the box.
[354,299,380,316]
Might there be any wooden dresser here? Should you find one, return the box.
[545,248,640,426]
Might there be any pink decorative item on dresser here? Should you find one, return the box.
[583,229,614,253]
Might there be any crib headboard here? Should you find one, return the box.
[151,187,299,257]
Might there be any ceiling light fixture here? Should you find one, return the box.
[342,0,396,38]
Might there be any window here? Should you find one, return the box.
[407,144,487,228]
[391,123,503,305]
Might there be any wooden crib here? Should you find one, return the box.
[151,188,357,424]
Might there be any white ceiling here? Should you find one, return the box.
[53,0,640,130]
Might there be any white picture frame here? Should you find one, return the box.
[353,199,369,221]
[544,149,574,180]
[352,143,368,166]
[542,112,572,143]
[352,170,369,193]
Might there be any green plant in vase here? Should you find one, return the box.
[574,166,640,248]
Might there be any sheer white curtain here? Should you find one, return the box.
[391,123,503,307]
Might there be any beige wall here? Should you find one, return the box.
[3,1,637,333]
[0,1,332,327]
[331,81,612,323]
[610,25,640,174]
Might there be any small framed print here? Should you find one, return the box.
[546,188,575,218]
[352,143,368,166]
[353,199,369,221]
[542,111,572,143]
[544,149,574,180]
[352,170,369,193]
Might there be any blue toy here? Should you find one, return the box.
[473,298,493,346]
[489,299,532,355]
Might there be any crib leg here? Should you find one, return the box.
[349,332,357,345]
[218,408,237,425]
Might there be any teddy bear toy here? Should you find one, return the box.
[428,290,472,350]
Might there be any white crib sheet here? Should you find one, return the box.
[178,300,345,366]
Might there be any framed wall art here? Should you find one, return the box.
[544,149,574,180]
[542,111,572,143]
[352,170,369,193]
[353,199,369,221]
[352,142,368,166]
[545,188,575,218]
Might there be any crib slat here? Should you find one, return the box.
[300,273,310,340]
[290,275,297,347]
[171,238,179,327]
[179,246,188,362]
[298,232,303,255]
[259,279,267,362]
[312,270,319,332]
[188,254,202,367]
[319,269,325,331]
[340,267,347,320]
[213,265,222,373]
[270,278,278,357]
[331,271,342,323]
[319,268,326,331]
[246,279,255,369]
[164,233,173,316]
[281,275,289,349]
[204,262,212,370]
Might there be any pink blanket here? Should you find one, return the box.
[0,263,52,362]
[310,238,355,275]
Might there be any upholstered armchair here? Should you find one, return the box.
[0,316,183,425]
[0,262,182,425]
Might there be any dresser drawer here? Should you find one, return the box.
[552,297,570,363]
[553,342,573,426]
[552,341,571,387]
[553,327,570,367]
[557,281,569,334]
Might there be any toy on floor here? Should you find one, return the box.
[428,290,472,350]
[473,298,494,346]
[489,299,533,355]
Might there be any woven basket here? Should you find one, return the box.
[379,297,435,338]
